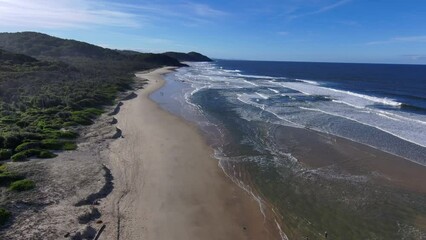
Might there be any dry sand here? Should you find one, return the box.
[100,68,281,240]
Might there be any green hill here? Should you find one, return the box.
[0,49,38,64]
[0,32,122,59]
[163,51,212,62]
[0,32,185,70]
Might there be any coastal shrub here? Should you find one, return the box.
[40,139,77,151]
[16,120,30,128]
[0,164,24,186]
[11,152,27,162]
[55,111,72,119]
[18,132,43,141]
[11,149,41,161]
[0,164,7,173]
[3,134,22,149]
[0,149,12,160]
[69,109,103,125]
[63,121,77,127]
[70,115,92,125]
[57,130,79,139]
[9,179,35,191]
[38,150,57,158]
[62,142,77,151]
[0,171,23,185]
[0,116,16,124]
[15,141,41,152]
[41,139,63,150]
[0,208,11,226]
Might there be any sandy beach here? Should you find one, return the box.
[100,68,282,240]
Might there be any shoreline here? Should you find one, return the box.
[149,65,426,238]
[100,67,282,239]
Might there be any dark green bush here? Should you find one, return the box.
[70,115,92,125]
[38,150,57,158]
[11,152,27,162]
[9,179,35,191]
[0,171,23,185]
[3,134,22,149]
[41,139,77,151]
[15,141,41,152]
[41,139,63,150]
[11,149,41,161]
[0,208,11,226]
[63,121,77,127]
[62,142,77,151]
[1,116,16,124]
[16,120,29,128]
[0,149,12,160]
[58,130,79,139]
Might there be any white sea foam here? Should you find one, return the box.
[255,92,269,99]
[329,88,402,107]
[268,88,280,94]
[299,106,426,148]
[223,69,241,73]
[243,79,259,87]
[332,100,364,109]
[297,79,321,85]
[279,81,402,107]
[238,73,277,80]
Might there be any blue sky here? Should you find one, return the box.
[0,0,425,64]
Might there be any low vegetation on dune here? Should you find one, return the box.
[0,208,10,226]
[8,179,35,191]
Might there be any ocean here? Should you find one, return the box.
[154,60,426,164]
[151,60,426,239]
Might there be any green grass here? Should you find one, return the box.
[9,179,35,191]
[0,208,11,226]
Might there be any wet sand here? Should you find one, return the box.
[275,125,426,194]
[100,68,282,240]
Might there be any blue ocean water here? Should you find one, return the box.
[153,60,426,165]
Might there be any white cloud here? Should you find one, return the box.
[0,0,227,29]
[367,35,426,45]
[0,0,140,28]
[183,2,227,17]
[315,0,351,14]
[402,54,426,61]
[288,0,352,19]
